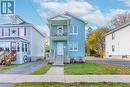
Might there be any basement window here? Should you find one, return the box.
[112,45,115,52]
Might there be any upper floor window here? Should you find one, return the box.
[68,42,78,51]
[112,33,115,40]
[20,27,26,36]
[0,28,2,36]
[4,28,9,36]
[69,25,78,35]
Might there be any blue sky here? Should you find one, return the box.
[1,0,130,35]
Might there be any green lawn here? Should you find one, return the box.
[64,62,130,75]
[0,64,19,71]
[31,64,52,75]
[13,82,130,87]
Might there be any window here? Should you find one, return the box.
[68,42,78,51]
[4,28,9,36]
[112,45,115,52]
[69,25,78,35]
[22,43,24,52]
[25,44,28,52]
[73,43,78,51]
[17,43,20,52]
[0,28,2,36]
[112,33,115,40]
[11,42,16,50]
[20,27,26,36]
[74,26,78,34]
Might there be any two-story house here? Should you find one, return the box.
[105,22,130,60]
[0,15,45,64]
[48,12,87,65]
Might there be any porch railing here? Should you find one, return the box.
[51,32,68,36]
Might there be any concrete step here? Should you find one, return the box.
[53,63,64,66]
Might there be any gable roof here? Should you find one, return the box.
[47,14,71,20]
[0,15,45,37]
[105,21,130,36]
[64,12,87,24]
[47,12,87,24]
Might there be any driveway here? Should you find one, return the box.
[0,60,47,87]
[86,57,130,66]
[0,60,47,74]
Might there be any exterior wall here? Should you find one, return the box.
[105,25,130,60]
[31,27,45,61]
[66,14,85,59]
[0,26,31,41]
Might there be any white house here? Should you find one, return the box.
[105,22,130,60]
[0,15,45,64]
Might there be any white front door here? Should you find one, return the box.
[57,42,63,55]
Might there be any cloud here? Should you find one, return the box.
[35,25,49,37]
[40,0,94,15]
[33,0,130,32]
[83,9,130,26]
[119,0,130,6]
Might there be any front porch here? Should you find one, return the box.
[0,38,30,64]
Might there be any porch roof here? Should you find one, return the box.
[0,37,29,43]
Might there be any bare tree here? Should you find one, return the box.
[110,12,130,29]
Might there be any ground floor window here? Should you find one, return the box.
[68,42,78,51]
[25,44,28,52]
[17,43,20,52]
[22,43,24,52]
[11,42,16,50]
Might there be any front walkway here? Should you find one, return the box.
[45,66,64,75]
[0,74,130,83]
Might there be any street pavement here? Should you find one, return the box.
[86,57,130,66]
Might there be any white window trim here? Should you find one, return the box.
[69,25,78,35]
[68,42,78,51]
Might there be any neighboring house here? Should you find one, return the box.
[48,12,87,65]
[0,15,45,64]
[105,22,130,60]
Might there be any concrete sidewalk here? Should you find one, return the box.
[45,66,64,75]
[0,74,130,83]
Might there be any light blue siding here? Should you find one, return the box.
[66,13,85,59]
